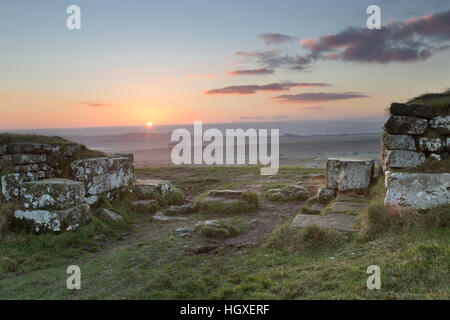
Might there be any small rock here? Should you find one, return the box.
[99,208,123,221]
[317,188,336,202]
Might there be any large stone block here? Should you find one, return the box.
[14,203,91,233]
[383,134,416,151]
[429,115,450,135]
[385,116,428,135]
[325,159,374,192]
[384,150,425,168]
[390,103,435,119]
[20,178,86,209]
[12,154,47,165]
[71,157,134,195]
[134,179,173,197]
[385,172,450,209]
[418,137,445,152]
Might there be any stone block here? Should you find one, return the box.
[418,137,445,152]
[12,154,47,165]
[385,172,450,209]
[384,150,425,168]
[8,143,48,154]
[71,157,134,195]
[14,203,91,233]
[429,115,450,135]
[385,115,428,135]
[383,134,416,151]
[20,178,86,210]
[390,103,434,119]
[325,159,374,192]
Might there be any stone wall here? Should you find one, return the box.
[381,103,449,171]
[380,103,450,209]
[0,142,134,232]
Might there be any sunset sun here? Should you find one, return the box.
[147,122,153,127]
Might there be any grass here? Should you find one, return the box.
[0,133,73,145]
[407,88,450,108]
[195,220,241,239]
[265,222,349,253]
[0,197,138,275]
[0,201,18,231]
[0,165,448,299]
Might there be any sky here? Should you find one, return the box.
[0,0,449,130]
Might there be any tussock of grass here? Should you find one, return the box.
[196,221,240,239]
[360,204,450,238]
[193,191,259,215]
[265,222,347,253]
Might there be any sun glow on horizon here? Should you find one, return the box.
[147,122,153,127]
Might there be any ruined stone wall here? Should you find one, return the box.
[0,142,134,232]
[381,103,449,171]
[380,103,450,209]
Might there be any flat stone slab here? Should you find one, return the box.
[385,172,450,209]
[20,178,85,210]
[292,213,356,232]
[326,158,374,192]
[71,157,134,195]
[14,203,91,233]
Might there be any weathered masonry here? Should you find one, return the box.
[0,142,134,232]
[381,103,450,209]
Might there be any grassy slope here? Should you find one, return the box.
[0,166,448,299]
[0,133,73,145]
[407,88,450,108]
